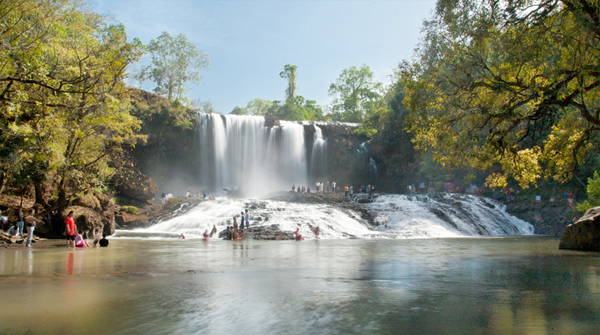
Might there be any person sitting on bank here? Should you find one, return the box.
[7,223,18,237]
[99,233,109,247]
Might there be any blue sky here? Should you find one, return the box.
[85,0,437,114]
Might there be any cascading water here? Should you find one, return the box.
[362,193,533,238]
[198,113,324,197]
[121,193,533,240]
[310,125,327,182]
[124,115,534,240]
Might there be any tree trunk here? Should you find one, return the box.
[0,171,5,194]
[34,181,49,208]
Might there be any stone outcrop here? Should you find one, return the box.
[218,225,294,240]
[559,207,600,251]
[115,213,149,229]
[60,206,106,238]
[115,172,158,201]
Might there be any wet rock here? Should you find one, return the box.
[218,225,294,240]
[559,207,600,252]
[264,115,280,128]
[115,213,149,229]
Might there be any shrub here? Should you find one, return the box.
[120,206,139,215]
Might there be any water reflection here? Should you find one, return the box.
[0,237,598,334]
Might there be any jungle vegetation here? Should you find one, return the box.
[1,0,599,215]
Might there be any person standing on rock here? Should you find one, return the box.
[240,211,245,230]
[245,209,250,231]
[65,211,76,248]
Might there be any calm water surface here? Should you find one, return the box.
[0,237,599,334]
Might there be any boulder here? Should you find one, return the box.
[115,213,149,229]
[62,206,105,239]
[115,172,158,201]
[101,209,116,235]
[559,207,600,251]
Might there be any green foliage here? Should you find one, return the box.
[400,0,600,189]
[280,64,297,104]
[328,65,383,123]
[577,171,600,212]
[0,0,145,208]
[257,65,325,121]
[139,31,209,101]
[230,98,273,116]
[120,205,139,215]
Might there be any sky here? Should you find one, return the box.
[85,0,437,114]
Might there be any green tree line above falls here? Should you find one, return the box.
[1,0,599,218]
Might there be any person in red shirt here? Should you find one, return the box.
[65,211,76,248]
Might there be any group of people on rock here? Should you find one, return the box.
[291,184,311,194]
[222,209,250,240]
[2,208,39,247]
[290,181,343,195]
[315,181,337,194]
[162,189,215,204]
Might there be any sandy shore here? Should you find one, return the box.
[0,236,73,249]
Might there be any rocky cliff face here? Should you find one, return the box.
[312,123,368,186]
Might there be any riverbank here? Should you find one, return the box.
[0,234,75,249]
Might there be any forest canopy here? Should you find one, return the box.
[0,0,144,208]
[400,0,600,188]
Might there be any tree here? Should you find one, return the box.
[577,171,600,212]
[279,64,297,104]
[140,31,209,101]
[0,0,144,210]
[230,98,272,116]
[400,0,600,189]
[265,65,325,121]
[328,65,383,122]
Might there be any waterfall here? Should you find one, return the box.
[310,125,327,182]
[198,113,325,197]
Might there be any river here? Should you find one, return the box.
[1,236,598,334]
